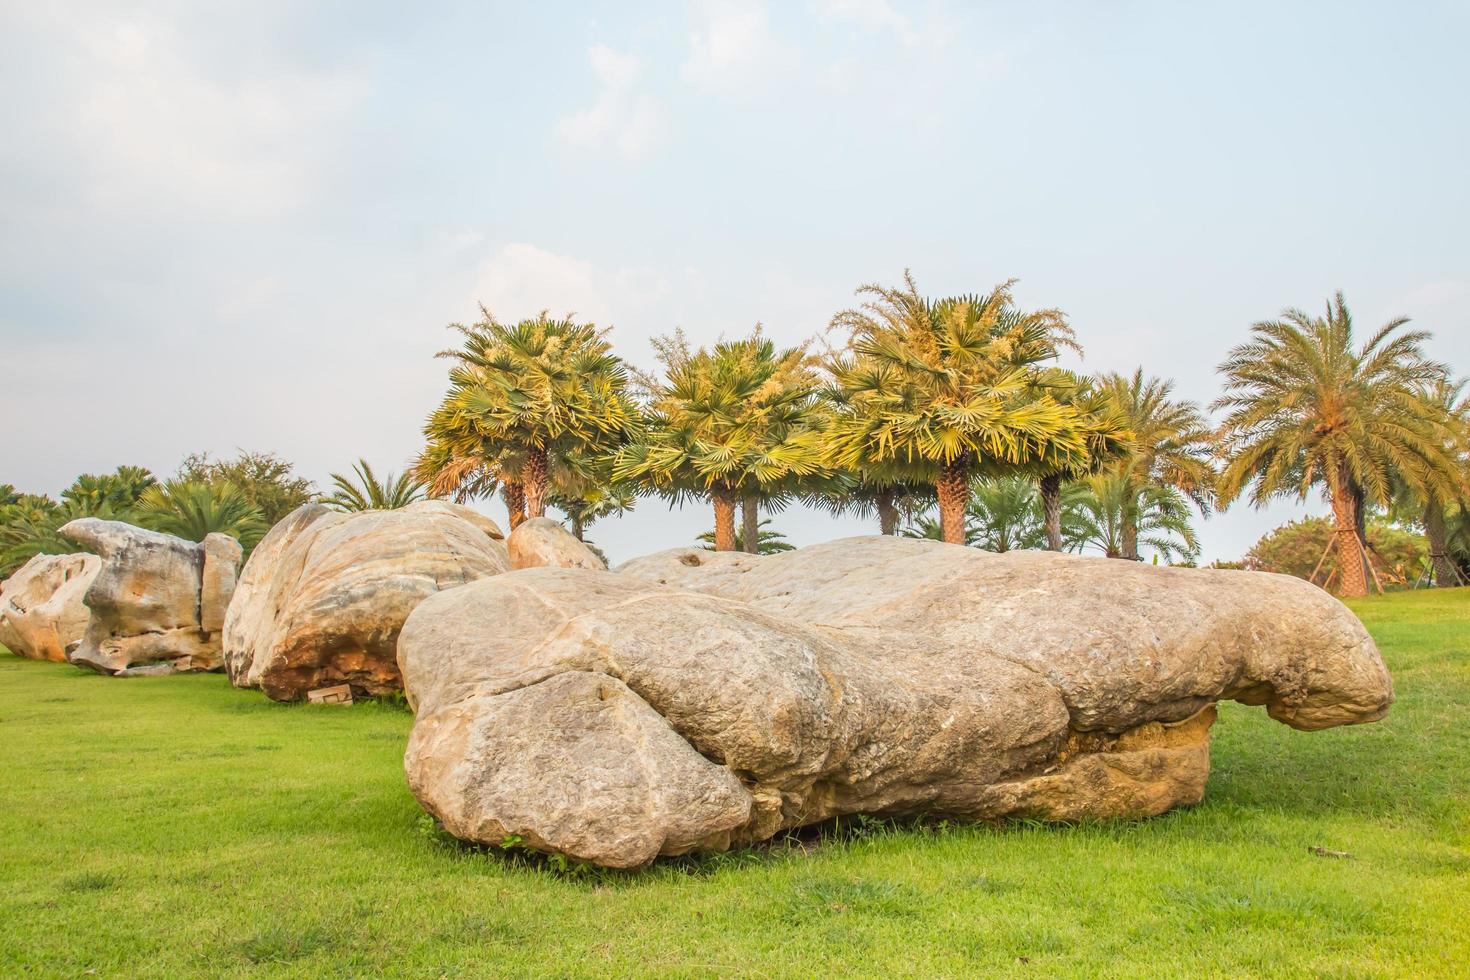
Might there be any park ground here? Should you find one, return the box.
[1,589,1467,978]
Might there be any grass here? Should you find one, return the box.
[1,589,1467,978]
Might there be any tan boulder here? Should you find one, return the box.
[506,517,606,571]
[59,519,243,674]
[0,553,101,662]
[402,536,1393,868]
[223,500,509,701]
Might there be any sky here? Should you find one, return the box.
[2,1,1467,565]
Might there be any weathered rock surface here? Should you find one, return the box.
[402,536,1393,869]
[506,517,606,571]
[223,500,510,701]
[59,520,242,674]
[0,553,101,661]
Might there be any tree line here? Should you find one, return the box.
[414,273,1469,598]
[0,453,429,576]
[4,274,1466,598]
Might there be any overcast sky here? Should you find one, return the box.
[3,1,1467,564]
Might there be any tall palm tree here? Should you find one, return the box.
[134,479,269,553]
[1069,471,1199,563]
[826,273,1086,544]
[424,309,638,521]
[613,329,827,551]
[1098,369,1215,560]
[1214,293,1456,597]
[1027,369,1133,551]
[323,460,426,512]
[1392,378,1470,586]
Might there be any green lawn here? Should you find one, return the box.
[2,589,1467,978]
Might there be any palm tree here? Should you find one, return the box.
[134,480,269,553]
[546,449,638,542]
[323,460,426,512]
[613,329,827,552]
[0,498,130,577]
[1069,471,1199,563]
[1097,369,1215,560]
[1391,378,1470,586]
[807,473,932,536]
[1214,293,1456,597]
[966,476,1047,553]
[1027,369,1133,551]
[696,518,795,554]
[60,466,157,512]
[826,273,1086,545]
[424,308,638,521]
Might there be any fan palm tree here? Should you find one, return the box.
[825,272,1087,545]
[134,480,269,553]
[806,472,932,536]
[424,308,638,521]
[613,329,827,551]
[60,466,157,512]
[1069,471,1200,563]
[1214,293,1456,597]
[323,460,426,512]
[546,447,639,541]
[415,435,530,529]
[1026,369,1133,551]
[1097,369,1215,560]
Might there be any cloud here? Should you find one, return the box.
[555,43,666,161]
[470,242,674,331]
[680,0,793,94]
[5,6,369,221]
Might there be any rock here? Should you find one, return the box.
[223,500,510,701]
[402,536,1393,869]
[506,517,606,571]
[59,520,243,674]
[0,553,101,662]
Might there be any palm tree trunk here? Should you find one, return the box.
[502,482,526,530]
[712,491,737,552]
[570,514,585,542]
[936,461,969,546]
[741,495,760,554]
[1330,477,1368,598]
[1121,484,1140,561]
[1040,474,1063,551]
[876,487,898,536]
[1425,499,1458,587]
[522,448,549,518]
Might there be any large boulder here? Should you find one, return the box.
[59,520,242,675]
[0,553,101,662]
[506,517,606,571]
[401,536,1393,869]
[223,500,510,701]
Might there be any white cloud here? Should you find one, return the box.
[0,5,369,224]
[470,243,674,331]
[17,8,370,220]
[680,0,793,94]
[555,43,666,161]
